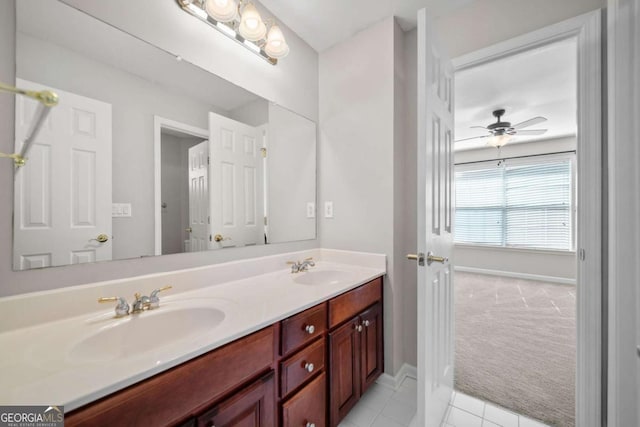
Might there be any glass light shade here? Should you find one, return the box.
[238,3,266,41]
[205,0,238,23]
[487,133,513,148]
[265,24,289,58]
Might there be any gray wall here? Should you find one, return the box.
[0,0,319,297]
[319,17,403,374]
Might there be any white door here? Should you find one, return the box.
[13,79,112,270]
[209,112,264,248]
[187,140,209,252]
[416,9,455,426]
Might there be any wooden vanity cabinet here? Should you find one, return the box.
[65,277,383,427]
[328,278,383,427]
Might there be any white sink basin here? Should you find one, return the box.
[69,305,226,362]
[293,270,358,286]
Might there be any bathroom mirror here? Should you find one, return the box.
[12,0,316,270]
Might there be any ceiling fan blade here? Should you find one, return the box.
[470,125,488,130]
[454,135,489,143]
[515,129,547,135]
[512,116,547,129]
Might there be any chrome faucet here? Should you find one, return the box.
[287,257,316,273]
[98,285,172,317]
[132,285,173,313]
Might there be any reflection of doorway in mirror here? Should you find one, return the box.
[13,79,113,270]
[160,128,206,255]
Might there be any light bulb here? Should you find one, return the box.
[239,3,266,41]
[205,0,238,23]
[265,24,289,59]
[487,133,513,148]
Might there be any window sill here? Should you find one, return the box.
[454,243,576,257]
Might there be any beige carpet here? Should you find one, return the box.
[454,272,576,427]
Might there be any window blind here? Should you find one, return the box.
[455,157,573,250]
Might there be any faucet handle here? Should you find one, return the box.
[98,296,130,318]
[149,285,172,309]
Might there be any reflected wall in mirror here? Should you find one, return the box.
[12,0,316,270]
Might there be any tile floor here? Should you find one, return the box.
[338,377,551,427]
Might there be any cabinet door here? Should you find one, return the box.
[359,302,383,394]
[282,372,326,427]
[328,317,360,426]
[196,372,275,427]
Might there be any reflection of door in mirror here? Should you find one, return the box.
[13,79,113,270]
[187,141,209,252]
[160,127,207,255]
[209,112,265,249]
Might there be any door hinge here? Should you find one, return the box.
[207,156,210,165]
[260,147,267,158]
[579,248,586,261]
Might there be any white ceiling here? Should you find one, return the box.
[259,0,474,52]
[454,38,577,151]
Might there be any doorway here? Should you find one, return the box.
[415,10,603,427]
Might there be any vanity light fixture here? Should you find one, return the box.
[177,0,289,65]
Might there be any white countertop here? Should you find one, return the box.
[0,249,385,411]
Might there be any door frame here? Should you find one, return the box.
[153,116,208,256]
[452,10,603,427]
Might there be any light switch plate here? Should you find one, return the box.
[324,201,334,218]
[112,203,132,218]
[306,202,315,218]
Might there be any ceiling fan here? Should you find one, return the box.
[456,109,548,148]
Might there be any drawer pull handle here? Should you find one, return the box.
[304,324,315,334]
[356,324,363,332]
[306,423,316,427]
[304,362,314,373]
[363,320,370,327]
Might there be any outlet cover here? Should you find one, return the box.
[306,202,315,218]
[324,201,334,218]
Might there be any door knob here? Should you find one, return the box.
[407,253,425,266]
[214,234,231,242]
[426,251,448,266]
[95,234,109,243]
[186,227,192,233]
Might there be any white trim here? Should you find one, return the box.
[607,1,640,426]
[453,10,603,427]
[454,266,576,285]
[153,116,208,256]
[377,363,417,391]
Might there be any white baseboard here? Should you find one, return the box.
[454,266,576,285]
[376,363,417,390]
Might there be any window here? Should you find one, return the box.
[455,155,574,251]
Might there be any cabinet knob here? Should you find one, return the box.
[363,320,370,327]
[304,362,314,373]
[356,325,363,332]
[306,423,316,427]
[304,324,315,334]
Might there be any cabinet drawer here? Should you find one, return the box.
[280,337,325,398]
[281,302,327,356]
[328,278,382,329]
[282,372,327,427]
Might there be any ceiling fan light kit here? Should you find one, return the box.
[456,108,549,148]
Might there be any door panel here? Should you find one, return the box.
[417,9,455,426]
[329,318,360,426]
[359,302,383,394]
[13,79,112,270]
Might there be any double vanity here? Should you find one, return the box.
[0,249,386,426]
